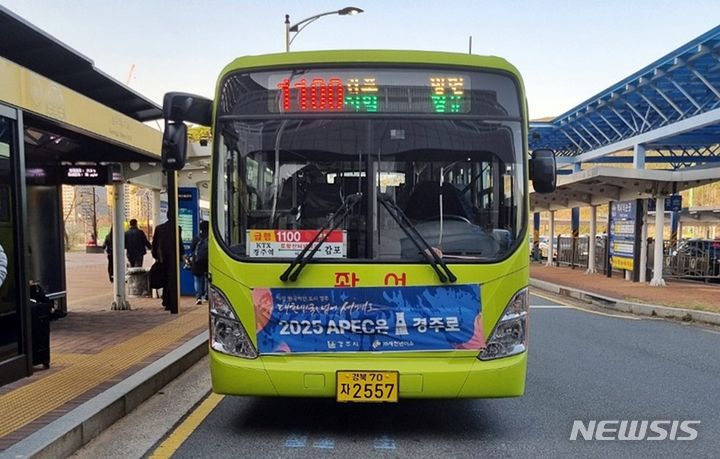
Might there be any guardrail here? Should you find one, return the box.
[550,236,608,272]
[537,237,720,282]
[652,241,720,281]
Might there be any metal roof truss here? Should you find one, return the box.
[530,26,720,166]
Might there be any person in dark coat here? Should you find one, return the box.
[125,219,151,267]
[152,221,183,310]
[0,241,7,288]
[190,221,209,304]
[101,228,113,282]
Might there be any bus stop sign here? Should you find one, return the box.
[647,195,682,212]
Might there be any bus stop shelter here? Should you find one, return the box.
[530,166,720,284]
[0,5,170,386]
[529,24,720,287]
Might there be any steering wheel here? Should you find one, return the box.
[426,214,473,224]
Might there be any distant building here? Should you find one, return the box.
[61,184,152,246]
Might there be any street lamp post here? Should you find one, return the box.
[285,6,364,52]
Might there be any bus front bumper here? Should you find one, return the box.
[210,349,527,399]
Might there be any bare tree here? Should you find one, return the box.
[62,190,78,249]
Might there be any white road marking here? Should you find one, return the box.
[699,328,720,335]
[531,292,641,320]
[312,438,335,449]
[284,435,308,448]
[374,436,396,450]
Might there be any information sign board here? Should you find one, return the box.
[609,200,637,271]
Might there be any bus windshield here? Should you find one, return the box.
[214,68,525,263]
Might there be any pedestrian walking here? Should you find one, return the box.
[101,228,113,282]
[125,218,151,267]
[190,221,209,304]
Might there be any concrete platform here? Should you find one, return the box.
[531,263,720,324]
[0,252,208,457]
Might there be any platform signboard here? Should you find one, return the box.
[178,188,199,296]
[609,200,637,271]
[647,195,682,212]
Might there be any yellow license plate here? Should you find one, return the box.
[336,371,398,402]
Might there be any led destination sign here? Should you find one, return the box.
[267,70,470,114]
[24,165,112,185]
[60,165,111,186]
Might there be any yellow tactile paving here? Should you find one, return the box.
[51,353,91,366]
[0,307,207,438]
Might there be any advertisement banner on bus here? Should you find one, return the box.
[252,285,484,354]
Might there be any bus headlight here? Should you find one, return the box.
[478,287,528,361]
[209,286,258,359]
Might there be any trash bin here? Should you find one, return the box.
[29,284,51,369]
[126,267,150,297]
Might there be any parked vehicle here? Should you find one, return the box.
[539,237,557,259]
[530,236,549,258]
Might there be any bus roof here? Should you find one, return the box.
[217,49,525,96]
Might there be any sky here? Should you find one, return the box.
[1,0,719,119]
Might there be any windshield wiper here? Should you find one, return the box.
[280,193,363,282]
[377,193,457,283]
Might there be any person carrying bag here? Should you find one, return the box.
[151,221,182,310]
[189,221,209,304]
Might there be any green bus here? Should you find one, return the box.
[161,50,555,402]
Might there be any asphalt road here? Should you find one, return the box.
[77,292,720,458]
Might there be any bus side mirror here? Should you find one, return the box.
[161,92,213,171]
[530,149,556,193]
[163,92,213,126]
[161,122,188,171]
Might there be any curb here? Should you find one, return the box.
[530,278,720,326]
[1,332,208,459]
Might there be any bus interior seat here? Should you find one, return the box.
[404,181,472,221]
[340,176,366,198]
[300,182,342,227]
